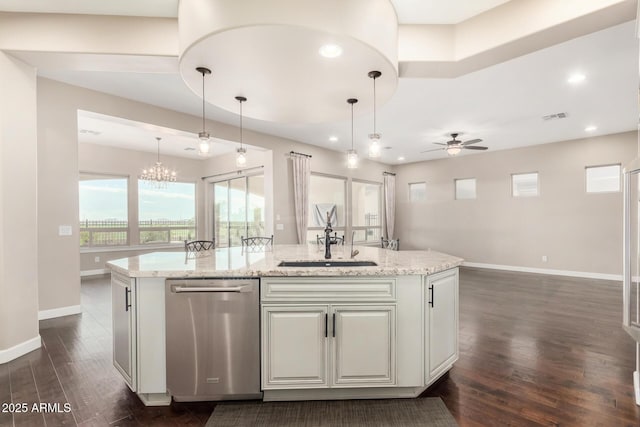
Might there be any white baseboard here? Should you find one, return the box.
[0,335,41,364]
[81,268,109,277]
[38,304,82,320]
[462,262,622,281]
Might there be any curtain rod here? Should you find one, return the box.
[288,151,312,158]
[201,165,264,180]
[383,171,396,176]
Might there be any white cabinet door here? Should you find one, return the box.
[262,305,329,389]
[112,273,136,391]
[427,269,459,381]
[332,305,396,386]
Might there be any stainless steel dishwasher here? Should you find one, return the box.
[165,278,261,401]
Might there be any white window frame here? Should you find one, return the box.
[409,182,427,202]
[210,173,265,248]
[79,172,130,248]
[307,172,347,244]
[351,178,383,244]
[585,164,621,193]
[138,180,197,245]
[455,178,477,200]
[511,172,539,197]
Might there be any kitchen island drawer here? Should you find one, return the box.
[261,277,396,302]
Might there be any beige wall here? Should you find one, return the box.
[394,131,636,276]
[0,53,39,350]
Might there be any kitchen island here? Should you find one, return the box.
[107,244,463,406]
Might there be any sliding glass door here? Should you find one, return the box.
[214,175,265,247]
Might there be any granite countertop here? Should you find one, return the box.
[106,244,463,278]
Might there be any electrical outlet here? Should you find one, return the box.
[542,255,548,262]
[94,256,100,263]
[276,223,284,231]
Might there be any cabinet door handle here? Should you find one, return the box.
[324,313,328,338]
[125,287,131,312]
[332,313,336,337]
[429,285,434,307]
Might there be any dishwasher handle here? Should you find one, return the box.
[171,285,250,293]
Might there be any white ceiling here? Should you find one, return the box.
[0,0,509,24]
[2,2,638,165]
[391,0,511,24]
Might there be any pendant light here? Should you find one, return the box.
[140,137,177,188]
[235,96,247,168]
[196,67,212,156]
[347,98,358,169]
[367,70,382,158]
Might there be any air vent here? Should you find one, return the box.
[542,112,568,121]
[78,129,102,136]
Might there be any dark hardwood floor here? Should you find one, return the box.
[425,268,640,426]
[1,268,640,426]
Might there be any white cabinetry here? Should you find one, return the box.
[262,305,329,388]
[332,305,395,386]
[112,272,136,391]
[111,275,169,406]
[425,268,459,383]
[261,278,397,390]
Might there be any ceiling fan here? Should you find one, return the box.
[421,133,488,156]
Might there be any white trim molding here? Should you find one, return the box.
[0,335,41,364]
[462,262,622,282]
[38,304,82,320]
[81,268,110,277]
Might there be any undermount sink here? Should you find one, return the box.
[278,260,378,267]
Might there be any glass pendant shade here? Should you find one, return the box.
[346,98,358,169]
[196,67,212,156]
[367,70,382,159]
[235,95,248,168]
[236,147,247,167]
[198,132,211,156]
[368,133,381,158]
[347,149,359,169]
[447,146,462,156]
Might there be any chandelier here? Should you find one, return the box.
[140,137,177,187]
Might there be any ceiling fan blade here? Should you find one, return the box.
[461,139,482,146]
[433,142,447,146]
[463,146,488,150]
[421,148,445,153]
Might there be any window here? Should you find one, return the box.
[352,180,382,243]
[586,164,621,193]
[214,175,265,247]
[455,178,476,200]
[307,174,346,243]
[512,172,539,197]
[409,182,426,202]
[79,174,129,247]
[138,182,196,244]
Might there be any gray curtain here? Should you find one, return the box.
[383,174,396,239]
[292,154,311,244]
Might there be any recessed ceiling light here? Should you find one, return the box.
[567,73,586,84]
[329,136,338,142]
[397,156,405,161]
[319,44,343,58]
[585,125,597,132]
